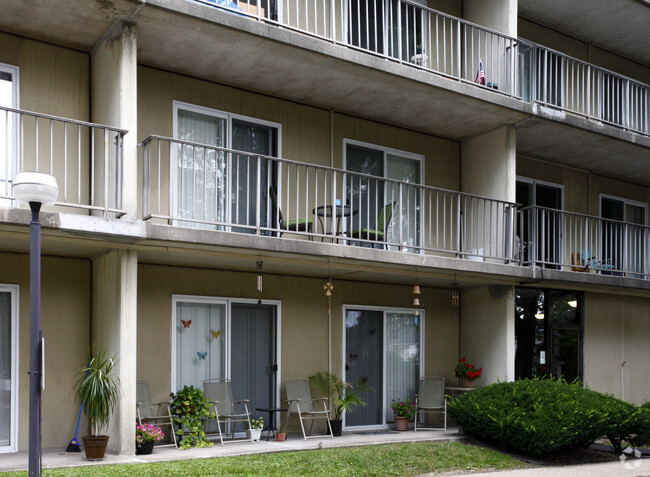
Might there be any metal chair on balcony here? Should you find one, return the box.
[204,378,253,445]
[136,379,177,447]
[413,376,447,432]
[269,187,313,240]
[350,202,395,249]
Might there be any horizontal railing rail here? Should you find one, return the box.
[197,0,648,134]
[141,134,517,261]
[519,206,649,279]
[0,105,127,216]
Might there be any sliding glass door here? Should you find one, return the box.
[0,285,18,453]
[344,307,422,428]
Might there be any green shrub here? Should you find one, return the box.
[448,379,646,456]
[169,385,216,449]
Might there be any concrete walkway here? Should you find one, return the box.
[448,459,650,477]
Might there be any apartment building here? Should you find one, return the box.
[0,0,648,455]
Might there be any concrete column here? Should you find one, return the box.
[463,0,517,37]
[92,249,138,455]
[91,19,138,219]
[460,286,515,383]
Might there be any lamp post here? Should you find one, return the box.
[12,172,58,477]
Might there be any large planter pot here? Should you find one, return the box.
[394,416,409,431]
[135,440,155,455]
[82,435,109,461]
[460,377,478,388]
[246,429,262,442]
[330,420,342,436]
[276,432,286,442]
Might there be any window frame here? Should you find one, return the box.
[0,62,19,202]
[0,284,19,454]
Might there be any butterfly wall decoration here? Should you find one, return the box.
[197,351,207,360]
[181,319,192,328]
[210,330,221,340]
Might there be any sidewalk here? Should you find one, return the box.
[446,458,650,477]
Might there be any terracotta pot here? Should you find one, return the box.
[460,377,478,388]
[276,432,286,442]
[82,435,109,461]
[394,416,409,431]
[135,440,155,455]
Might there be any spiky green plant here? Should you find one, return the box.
[309,370,373,421]
[73,348,120,436]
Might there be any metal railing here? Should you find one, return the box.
[518,40,649,135]
[198,0,649,134]
[141,134,517,261]
[0,106,127,216]
[519,206,649,278]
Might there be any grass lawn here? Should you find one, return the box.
[1,442,528,476]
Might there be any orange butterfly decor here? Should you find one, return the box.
[210,330,221,339]
[181,319,192,328]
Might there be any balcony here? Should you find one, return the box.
[0,106,127,216]
[141,135,517,262]
[199,0,649,136]
[519,206,649,279]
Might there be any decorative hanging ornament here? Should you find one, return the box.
[323,280,334,297]
[452,289,460,307]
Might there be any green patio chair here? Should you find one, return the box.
[203,378,253,445]
[414,376,447,431]
[350,201,395,248]
[284,377,334,440]
[269,187,313,240]
[136,379,177,447]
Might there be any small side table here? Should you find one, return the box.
[255,407,288,441]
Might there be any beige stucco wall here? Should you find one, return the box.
[136,264,459,425]
[464,0,517,37]
[0,253,91,451]
[584,293,650,405]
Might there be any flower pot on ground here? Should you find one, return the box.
[73,348,120,461]
[169,385,216,450]
[308,370,374,435]
[276,431,287,442]
[244,416,264,442]
[455,358,482,388]
[135,422,164,454]
[391,399,415,431]
[135,440,155,455]
[329,419,343,436]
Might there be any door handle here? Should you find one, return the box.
[345,364,349,371]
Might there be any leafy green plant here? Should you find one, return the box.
[391,399,415,419]
[309,370,374,421]
[448,378,649,456]
[244,416,264,430]
[169,385,216,449]
[73,348,120,436]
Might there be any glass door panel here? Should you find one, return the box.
[385,313,419,422]
[550,329,580,382]
[346,144,384,238]
[0,66,17,205]
[0,290,14,450]
[345,310,383,427]
[386,154,420,250]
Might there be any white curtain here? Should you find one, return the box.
[0,291,12,447]
[384,312,419,422]
[175,301,226,392]
[177,109,227,228]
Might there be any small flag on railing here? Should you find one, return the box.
[475,59,486,85]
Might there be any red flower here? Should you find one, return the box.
[467,370,475,379]
[460,358,466,363]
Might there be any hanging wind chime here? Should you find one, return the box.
[412,284,421,316]
[323,278,334,320]
[256,259,263,304]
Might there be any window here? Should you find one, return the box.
[172,102,280,233]
[344,140,423,250]
[600,195,647,276]
[343,306,422,428]
[515,288,582,383]
[0,63,18,204]
[0,285,18,453]
[347,0,426,62]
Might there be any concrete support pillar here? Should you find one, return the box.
[91,19,138,219]
[463,0,517,37]
[460,286,515,383]
[92,249,138,455]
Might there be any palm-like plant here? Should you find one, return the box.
[309,370,373,421]
[73,348,120,436]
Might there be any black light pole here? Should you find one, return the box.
[13,172,58,477]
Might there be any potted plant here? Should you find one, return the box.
[455,358,482,388]
[244,416,264,442]
[391,399,415,431]
[135,422,164,455]
[275,425,287,442]
[169,385,216,449]
[309,370,373,436]
[72,348,120,460]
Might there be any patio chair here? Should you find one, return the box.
[284,377,334,440]
[203,378,253,445]
[136,379,177,447]
[571,249,614,273]
[269,187,313,240]
[350,202,395,248]
[413,376,447,431]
